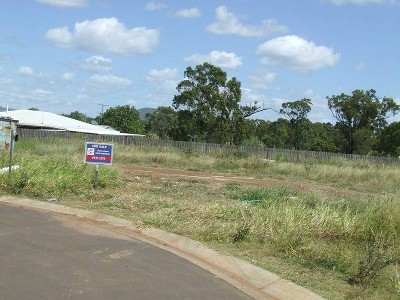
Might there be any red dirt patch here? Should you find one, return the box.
[116,164,371,199]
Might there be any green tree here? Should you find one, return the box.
[327,89,399,154]
[145,106,178,139]
[240,119,262,146]
[253,119,270,142]
[171,110,198,141]
[62,111,89,123]
[353,128,376,155]
[375,122,400,156]
[309,122,340,153]
[260,118,293,149]
[280,98,312,149]
[173,63,265,145]
[98,105,144,134]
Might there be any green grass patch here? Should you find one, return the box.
[0,139,122,199]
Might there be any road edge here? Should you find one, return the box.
[0,196,325,300]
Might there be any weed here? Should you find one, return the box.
[225,182,241,191]
[2,171,29,194]
[348,242,400,285]
[393,265,400,293]
[231,226,250,243]
[275,151,285,162]
[227,185,296,207]
[232,150,249,159]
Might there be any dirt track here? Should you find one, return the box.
[117,164,371,199]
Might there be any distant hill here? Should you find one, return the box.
[138,107,156,120]
[0,106,13,112]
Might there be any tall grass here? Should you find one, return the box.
[0,139,121,199]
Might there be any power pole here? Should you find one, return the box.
[98,104,109,115]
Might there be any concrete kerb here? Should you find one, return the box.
[0,196,325,300]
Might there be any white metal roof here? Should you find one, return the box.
[0,109,144,136]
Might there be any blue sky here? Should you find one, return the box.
[0,0,399,122]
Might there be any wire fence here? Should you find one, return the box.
[18,128,400,164]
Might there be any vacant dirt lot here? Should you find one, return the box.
[117,164,373,200]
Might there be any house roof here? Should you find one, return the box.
[0,109,144,136]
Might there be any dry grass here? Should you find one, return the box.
[115,144,400,195]
[60,177,399,299]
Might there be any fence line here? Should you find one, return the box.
[18,129,400,164]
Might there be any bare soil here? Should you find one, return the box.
[117,164,373,200]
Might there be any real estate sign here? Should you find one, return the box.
[0,118,18,151]
[84,142,113,165]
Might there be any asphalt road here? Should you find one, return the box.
[0,203,252,300]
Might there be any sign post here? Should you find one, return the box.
[0,117,18,175]
[8,129,14,176]
[84,142,113,188]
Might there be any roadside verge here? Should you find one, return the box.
[0,196,325,300]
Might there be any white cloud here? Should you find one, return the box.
[145,1,166,11]
[80,55,112,72]
[144,80,177,104]
[207,6,288,37]
[37,72,50,78]
[45,17,159,55]
[15,68,49,78]
[0,79,12,85]
[174,8,201,18]
[248,70,277,89]
[146,68,178,82]
[32,88,53,95]
[303,89,316,98]
[76,94,88,100]
[256,35,340,72]
[17,66,35,76]
[61,72,76,80]
[36,0,87,7]
[0,53,12,61]
[184,51,243,69]
[242,88,263,103]
[271,97,287,108]
[356,63,366,71]
[88,74,132,87]
[324,0,398,5]
[0,66,4,74]
[141,70,180,105]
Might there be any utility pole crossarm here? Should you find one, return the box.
[98,104,109,115]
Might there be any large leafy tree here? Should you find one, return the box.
[309,122,340,153]
[327,89,399,154]
[98,105,144,134]
[172,110,199,141]
[173,63,265,145]
[240,119,262,146]
[260,118,293,149]
[280,98,312,149]
[145,106,178,139]
[375,122,400,156]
